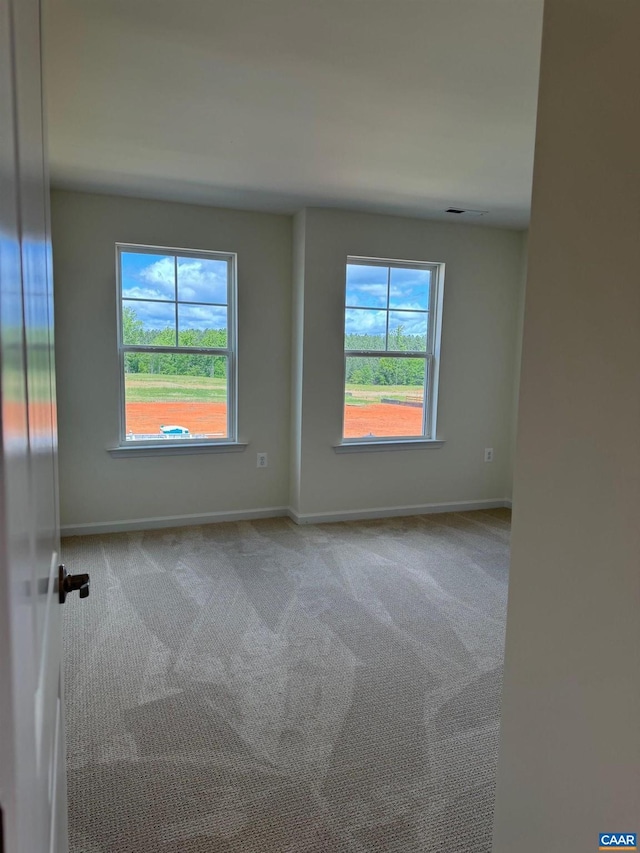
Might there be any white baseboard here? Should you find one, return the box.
[287,498,511,525]
[62,498,512,536]
[61,506,289,537]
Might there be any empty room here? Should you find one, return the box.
[1,2,638,853]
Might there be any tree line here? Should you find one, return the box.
[123,307,426,386]
[345,331,426,386]
[122,307,227,378]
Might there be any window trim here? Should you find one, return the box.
[341,256,445,445]
[333,438,445,453]
[115,242,238,448]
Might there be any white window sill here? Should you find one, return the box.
[107,442,248,458]
[333,439,445,454]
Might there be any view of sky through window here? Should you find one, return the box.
[343,260,437,440]
[119,248,233,443]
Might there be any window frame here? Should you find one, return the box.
[342,255,445,444]
[115,242,238,448]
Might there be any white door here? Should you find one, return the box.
[0,0,81,851]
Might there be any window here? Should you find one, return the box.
[343,257,444,442]
[116,244,236,446]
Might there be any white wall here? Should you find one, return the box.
[289,209,306,513]
[52,191,292,530]
[52,192,525,530]
[507,234,528,497]
[493,1,640,849]
[292,208,525,519]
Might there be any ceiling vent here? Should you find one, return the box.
[445,207,488,217]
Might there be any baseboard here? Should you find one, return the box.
[62,498,512,536]
[61,506,290,537]
[287,498,511,525]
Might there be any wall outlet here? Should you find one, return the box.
[257,452,268,468]
[484,448,494,463]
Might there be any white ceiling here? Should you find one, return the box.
[43,0,543,229]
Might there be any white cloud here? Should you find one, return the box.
[179,304,227,330]
[126,301,174,329]
[389,311,428,338]
[140,257,175,288]
[131,259,173,300]
[390,301,426,311]
[122,286,169,300]
[345,309,386,336]
[129,257,228,304]
[346,282,388,307]
[177,259,227,303]
[357,284,387,296]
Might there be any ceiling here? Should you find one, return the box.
[43,0,543,229]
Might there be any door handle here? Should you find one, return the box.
[58,564,90,604]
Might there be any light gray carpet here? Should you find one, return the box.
[62,509,510,853]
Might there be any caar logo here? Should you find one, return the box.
[599,834,637,850]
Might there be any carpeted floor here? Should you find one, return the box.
[62,509,510,853]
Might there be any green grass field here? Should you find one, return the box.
[344,382,424,406]
[124,373,227,402]
[124,373,422,406]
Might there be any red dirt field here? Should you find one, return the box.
[343,403,423,438]
[126,402,228,437]
[126,401,422,438]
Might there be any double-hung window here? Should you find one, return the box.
[116,244,236,446]
[343,257,444,442]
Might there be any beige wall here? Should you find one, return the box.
[493,1,640,849]
[52,192,524,530]
[52,191,292,529]
[293,208,524,519]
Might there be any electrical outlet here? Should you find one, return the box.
[257,452,268,468]
[484,448,494,463]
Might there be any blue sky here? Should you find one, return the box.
[122,299,228,332]
[344,309,428,343]
[121,252,228,330]
[346,264,431,311]
[345,264,430,339]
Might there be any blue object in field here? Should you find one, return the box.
[160,425,190,435]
